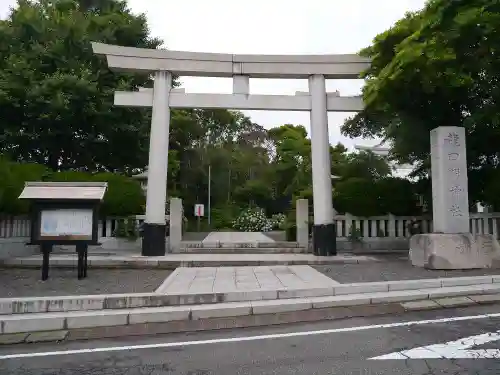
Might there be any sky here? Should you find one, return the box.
[0,0,427,150]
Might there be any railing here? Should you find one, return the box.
[1,213,499,239]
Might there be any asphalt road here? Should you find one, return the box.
[2,304,500,374]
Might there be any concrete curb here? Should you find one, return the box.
[2,275,500,315]
[1,291,500,345]
[0,254,384,268]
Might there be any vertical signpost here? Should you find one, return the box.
[194,204,204,232]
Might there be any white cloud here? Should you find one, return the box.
[1,0,427,149]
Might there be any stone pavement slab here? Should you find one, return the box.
[202,231,275,243]
[156,265,340,294]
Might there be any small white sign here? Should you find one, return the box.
[40,209,93,238]
[194,204,204,217]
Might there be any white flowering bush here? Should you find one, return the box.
[269,213,286,230]
[232,207,273,232]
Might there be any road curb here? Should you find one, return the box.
[1,297,500,345]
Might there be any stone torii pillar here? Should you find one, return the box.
[309,74,336,256]
[142,71,172,256]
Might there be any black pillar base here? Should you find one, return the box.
[142,223,166,256]
[312,223,337,256]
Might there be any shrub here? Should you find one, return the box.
[232,207,273,232]
[268,213,286,230]
[113,217,140,240]
[48,171,145,217]
[0,158,48,215]
[93,172,145,217]
[210,204,240,230]
[0,159,146,217]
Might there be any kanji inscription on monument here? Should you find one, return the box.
[444,132,461,146]
[430,126,469,233]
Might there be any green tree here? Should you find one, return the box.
[168,109,275,227]
[333,176,419,217]
[333,178,381,217]
[46,170,94,182]
[376,177,420,216]
[339,151,391,181]
[268,124,312,210]
[341,0,500,206]
[0,0,162,172]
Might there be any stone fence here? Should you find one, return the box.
[1,212,498,239]
[0,215,151,239]
[333,213,498,238]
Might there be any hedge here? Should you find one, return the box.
[0,159,145,216]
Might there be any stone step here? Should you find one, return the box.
[176,247,309,254]
[1,275,499,315]
[181,241,304,249]
[0,254,381,268]
[2,289,500,345]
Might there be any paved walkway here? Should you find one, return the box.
[202,231,275,243]
[0,269,172,298]
[314,259,500,283]
[156,265,339,294]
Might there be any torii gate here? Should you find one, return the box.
[92,42,368,257]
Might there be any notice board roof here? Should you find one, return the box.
[19,182,108,201]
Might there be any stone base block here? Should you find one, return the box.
[409,233,500,269]
[312,224,337,256]
[142,223,166,256]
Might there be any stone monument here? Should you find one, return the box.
[410,126,500,269]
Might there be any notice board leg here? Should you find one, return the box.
[76,244,83,280]
[40,243,52,281]
[76,243,88,279]
[83,247,88,278]
[77,251,82,280]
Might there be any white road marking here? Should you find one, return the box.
[1,311,500,360]
[371,331,500,359]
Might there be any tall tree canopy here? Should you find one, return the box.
[0,0,161,172]
[341,0,500,206]
[0,0,422,222]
